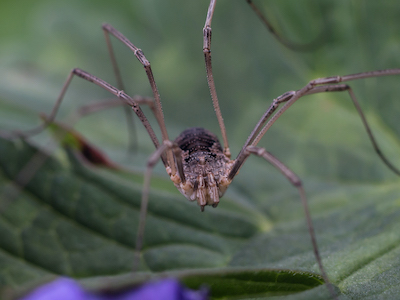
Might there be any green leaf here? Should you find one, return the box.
[80,268,329,299]
[1,1,400,299]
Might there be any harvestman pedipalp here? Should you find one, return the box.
[4,0,400,299]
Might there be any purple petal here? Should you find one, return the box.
[21,278,88,300]
[20,278,208,300]
[114,278,208,300]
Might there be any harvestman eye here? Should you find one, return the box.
[3,1,400,299]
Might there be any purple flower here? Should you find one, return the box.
[21,277,209,300]
[113,278,209,300]
[21,278,87,300]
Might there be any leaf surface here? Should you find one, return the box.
[1,1,400,299]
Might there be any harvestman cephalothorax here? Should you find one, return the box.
[3,1,400,298]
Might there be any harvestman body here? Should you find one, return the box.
[172,127,233,209]
[7,0,400,298]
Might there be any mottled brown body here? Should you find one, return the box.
[173,127,234,211]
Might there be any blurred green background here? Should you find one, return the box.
[1,0,400,176]
[1,0,400,298]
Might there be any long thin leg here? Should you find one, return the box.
[235,85,347,161]
[102,24,176,175]
[72,68,170,165]
[0,94,158,207]
[244,145,337,299]
[0,143,51,213]
[257,70,400,144]
[20,68,164,166]
[103,25,138,154]
[232,70,400,179]
[230,84,350,179]
[34,96,155,128]
[203,0,230,158]
[133,140,185,271]
[245,0,327,51]
[203,0,328,158]
[67,96,158,157]
[103,27,125,91]
[8,71,76,139]
[74,96,155,120]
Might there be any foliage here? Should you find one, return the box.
[1,0,400,299]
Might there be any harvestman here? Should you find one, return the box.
[6,0,400,298]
